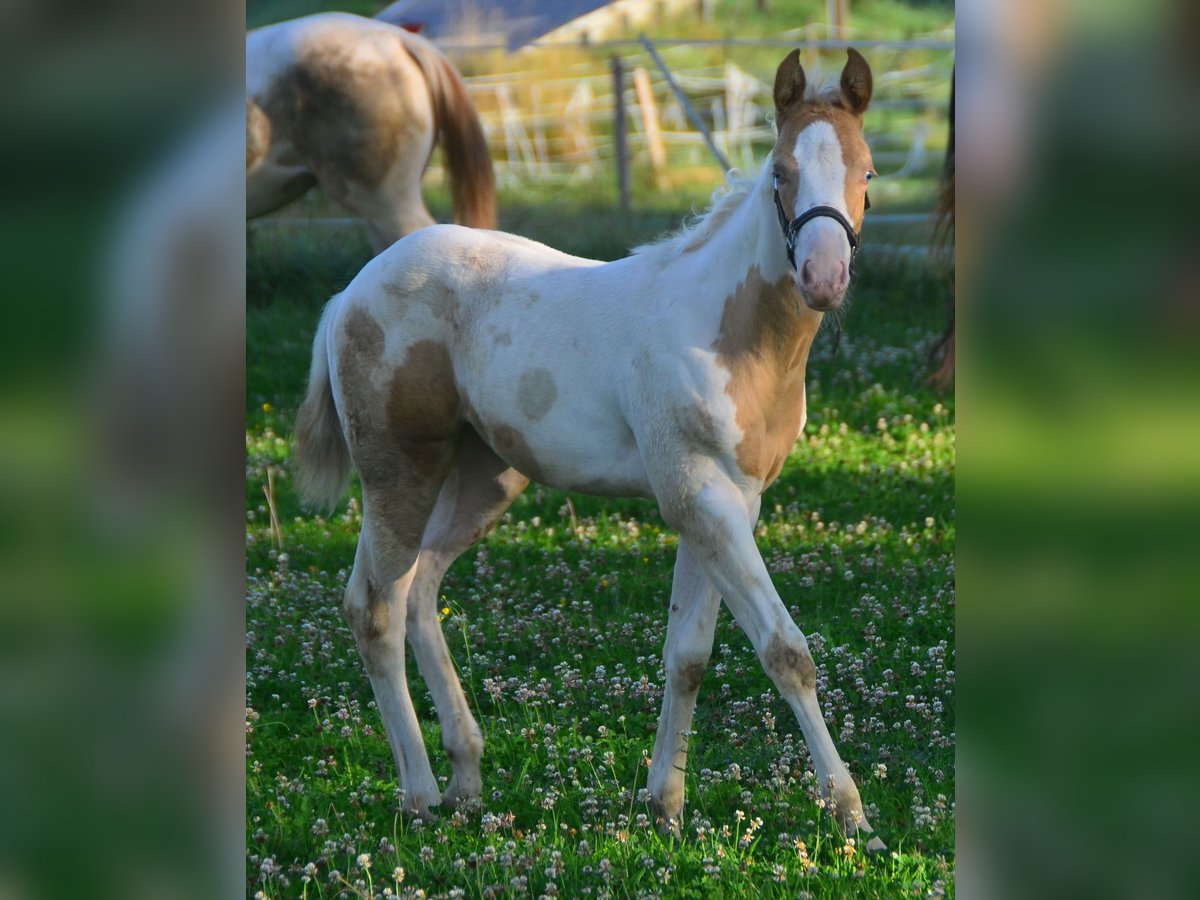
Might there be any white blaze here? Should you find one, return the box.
[790,121,852,263]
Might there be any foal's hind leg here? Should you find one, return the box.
[405,428,529,809]
[647,540,721,836]
[345,444,456,820]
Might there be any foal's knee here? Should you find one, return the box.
[344,578,393,651]
[762,631,817,694]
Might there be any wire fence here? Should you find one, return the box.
[446,35,952,189]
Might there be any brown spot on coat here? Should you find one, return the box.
[336,317,460,504]
[346,578,391,644]
[261,25,429,199]
[385,341,461,477]
[517,369,557,422]
[336,307,387,451]
[366,580,391,640]
[713,266,819,486]
[764,632,816,691]
[342,307,385,361]
[678,660,707,694]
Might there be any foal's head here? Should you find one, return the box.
[771,49,875,312]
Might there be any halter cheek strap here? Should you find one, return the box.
[772,174,866,271]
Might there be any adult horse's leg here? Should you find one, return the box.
[245,100,318,219]
[647,539,721,836]
[356,171,436,254]
[655,462,884,849]
[404,428,528,809]
[345,443,456,820]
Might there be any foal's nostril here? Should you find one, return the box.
[800,259,814,287]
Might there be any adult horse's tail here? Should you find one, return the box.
[294,296,351,511]
[402,34,497,229]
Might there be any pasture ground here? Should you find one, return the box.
[246,188,955,898]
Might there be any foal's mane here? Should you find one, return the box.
[630,169,760,258]
[631,79,843,260]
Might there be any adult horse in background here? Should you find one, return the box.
[294,48,885,848]
[247,12,495,253]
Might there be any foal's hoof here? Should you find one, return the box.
[655,816,683,842]
[403,803,438,824]
[442,776,482,811]
[836,808,886,853]
[648,797,684,842]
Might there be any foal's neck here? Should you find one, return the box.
[701,169,823,368]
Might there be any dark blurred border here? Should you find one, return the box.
[0,0,244,897]
[958,0,1200,896]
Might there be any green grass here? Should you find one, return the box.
[246,189,954,897]
[248,0,381,30]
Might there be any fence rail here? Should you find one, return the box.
[446,38,951,186]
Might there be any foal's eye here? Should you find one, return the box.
[865,171,875,182]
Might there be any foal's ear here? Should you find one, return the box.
[773,49,807,118]
[839,48,873,116]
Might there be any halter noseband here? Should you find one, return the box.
[772,174,867,271]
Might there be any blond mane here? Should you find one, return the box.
[631,168,760,258]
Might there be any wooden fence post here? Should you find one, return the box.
[610,55,631,216]
[632,66,667,185]
[638,34,731,173]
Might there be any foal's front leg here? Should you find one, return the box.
[647,540,721,835]
[658,468,884,849]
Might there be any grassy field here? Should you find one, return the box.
[246,178,955,897]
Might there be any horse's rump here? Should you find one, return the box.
[247,13,496,246]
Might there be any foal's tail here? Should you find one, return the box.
[293,296,351,511]
[402,33,497,229]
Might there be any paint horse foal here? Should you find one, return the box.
[295,49,883,847]
[247,13,495,252]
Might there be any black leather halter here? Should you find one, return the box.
[772,174,867,271]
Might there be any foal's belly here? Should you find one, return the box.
[467,397,653,499]
[458,350,652,498]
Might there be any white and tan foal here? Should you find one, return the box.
[294,49,882,848]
